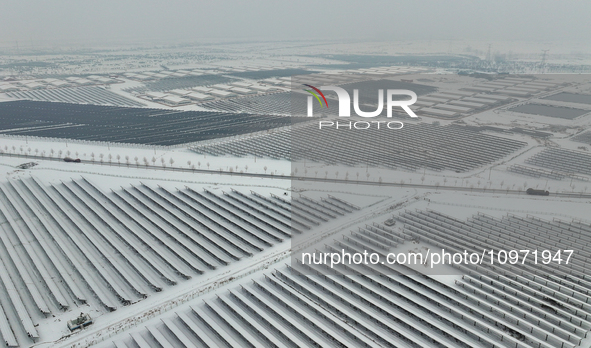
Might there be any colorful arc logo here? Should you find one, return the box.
[303,84,328,108]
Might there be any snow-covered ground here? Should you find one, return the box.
[2,149,588,347]
[2,49,591,346]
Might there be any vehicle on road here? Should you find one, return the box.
[526,188,550,196]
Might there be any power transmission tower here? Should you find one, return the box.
[541,49,549,71]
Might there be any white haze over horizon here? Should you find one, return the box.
[0,0,589,54]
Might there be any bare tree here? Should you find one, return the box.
[117,154,121,165]
[125,155,130,167]
[264,166,268,173]
[134,156,139,167]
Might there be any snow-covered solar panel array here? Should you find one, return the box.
[525,148,591,176]
[508,164,589,182]
[191,123,527,172]
[201,92,314,116]
[571,131,591,145]
[508,104,589,120]
[0,177,353,346]
[110,209,591,348]
[508,164,566,180]
[6,86,146,107]
[0,100,307,146]
[123,75,239,93]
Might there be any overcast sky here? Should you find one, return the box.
[0,0,588,47]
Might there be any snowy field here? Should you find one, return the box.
[0,149,589,347]
[2,47,591,347]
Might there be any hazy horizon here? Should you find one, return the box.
[1,0,589,51]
